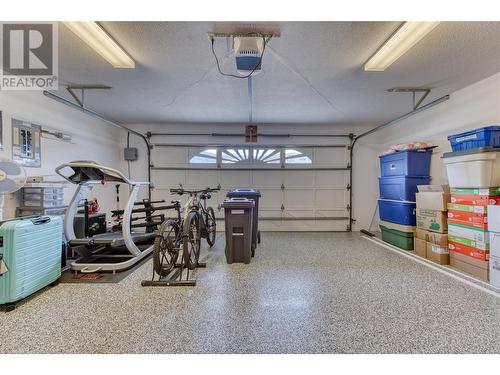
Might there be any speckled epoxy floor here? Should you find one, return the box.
[0,232,499,354]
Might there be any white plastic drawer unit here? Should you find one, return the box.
[443,149,500,188]
[22,199,65,208]
[23,192,64,201]
[23,187,64,195]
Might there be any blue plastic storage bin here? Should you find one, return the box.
[379,175,430,201]
[378,199,416,226]
[379,150,432,177]
[448,126,500,152]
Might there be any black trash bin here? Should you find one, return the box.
[227,188,261,256]
[221,197,254,264]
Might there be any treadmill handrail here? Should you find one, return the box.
[55,161,149,186]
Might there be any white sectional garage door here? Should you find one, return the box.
[150,145,351,231]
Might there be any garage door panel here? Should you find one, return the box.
[154,190,189,207]
[259,220,285,231]
[219,170,252,187]
[284,189,314,209]
[218,188,229,201]
[315,170,348,187]
[252,170,283,187]
[312,220,349,231]
[284,209,315,219]
[152,170,186,188]
[260,219,348,231]
[187,170,219,186]
[259,190,282,210]
[316,209,349,218]
[152,147,187,165]
[259,209,283,218]
[315,189,347,209]
[282,170,315,187]
[314,147,348,165]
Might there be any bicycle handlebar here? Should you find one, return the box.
[169,186,221,195]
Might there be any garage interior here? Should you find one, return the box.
[0,20,499,355]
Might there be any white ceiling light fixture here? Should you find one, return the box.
[64,22,135,68]
[364,22,440,72]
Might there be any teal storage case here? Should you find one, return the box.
[0,216,62,305]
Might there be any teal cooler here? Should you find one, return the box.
[0,216,62,308]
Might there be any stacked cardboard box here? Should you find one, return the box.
[414,185,450,264]
[447,188,498,281]
[487,205,500,288]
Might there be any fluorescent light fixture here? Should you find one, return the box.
[64,22,135,68]
[364,22,439,72]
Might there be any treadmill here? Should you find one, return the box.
[56,161,155,273]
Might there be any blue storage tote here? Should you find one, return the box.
[378,199,417,226]
[448,126,500,152]
[0,216,62,306]
[379,149,432,177]
[379,175,430,201]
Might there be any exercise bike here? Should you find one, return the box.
[143,186,219,286]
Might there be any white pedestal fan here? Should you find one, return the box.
[0,158,27,221]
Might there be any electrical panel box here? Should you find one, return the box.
[124,147,138,161]
[12,118,41,167]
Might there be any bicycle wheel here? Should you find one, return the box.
[153,219,179,277]
[205,206,217,247]
[182,211,201,270]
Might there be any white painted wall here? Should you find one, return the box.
[356,72,500,231]
[0,90,124,220]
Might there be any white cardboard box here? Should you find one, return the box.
[487,205,500,233]
[490,232,500,259]
[489,233,500,288]
[490,256,500,288]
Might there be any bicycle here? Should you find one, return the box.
[152,185,220,276]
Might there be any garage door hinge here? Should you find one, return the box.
[150,163,154,168]
[281,204,285,211]
[346,184,351,190]
[281,184,285,190]
[347,163,351,169]
[346,204,351,210]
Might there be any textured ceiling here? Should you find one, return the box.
[55,21,500,125]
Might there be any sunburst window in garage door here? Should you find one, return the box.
[189,148,312,166]
[252,148,280,164]
[221,148,250,164]
[189,148,217,164]
[284,149,312,164]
